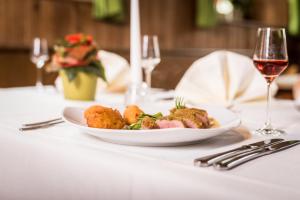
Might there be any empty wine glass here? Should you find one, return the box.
[141,35,161,92]
[253,28,288,136]
[31,38,49,90]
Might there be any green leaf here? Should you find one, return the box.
[128,122,142,130]
[128,112,163,130]
[64,68,78,81]
[56,38,91,48]
[90,61,107,82]
[83,48,98,60]
[61,60,107,82]
[139,112,163,120]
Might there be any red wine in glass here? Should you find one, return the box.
[253,59,288,83]
[252,28,288,136]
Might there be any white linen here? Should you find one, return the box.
[175,51,278,106]
[0,87,300,200]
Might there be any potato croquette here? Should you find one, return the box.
[84,105,106,119]
[123,105,144,125]
[84,105,125,129]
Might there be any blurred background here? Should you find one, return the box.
[0,0,299,91]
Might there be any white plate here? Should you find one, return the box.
[62,105,241,147]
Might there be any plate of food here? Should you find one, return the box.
[62,99,241,146]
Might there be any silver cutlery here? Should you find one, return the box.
[194,138,284,167]
[19,118,64,131]
[214,140,300,170]
[22,117,63,126]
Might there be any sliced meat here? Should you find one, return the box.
[168,107,210,128]
[156,119,185,129]
[195,112,210,127]
[181,119,199,128]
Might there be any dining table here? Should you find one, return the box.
[0,86,300,200]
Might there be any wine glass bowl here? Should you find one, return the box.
[253,59,288,83]
[31,54,49,68]
[141,35,161,91]
[31,38,49,90]
[253,28,288,136]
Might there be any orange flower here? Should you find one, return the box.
[86,35,93,45]
[65,33,93,45]
[68,45,94,60]
[65,33,83,44]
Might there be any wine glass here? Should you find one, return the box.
[31,38,49,90]
[253,28,288,136]
[141,35,161,92]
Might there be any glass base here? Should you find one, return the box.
[253,128,285,136]
[36,82,44,92]
[124,83,147,105]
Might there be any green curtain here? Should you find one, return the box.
[93,0,124,23]
[288,0,300,36]
[195,0,217,28]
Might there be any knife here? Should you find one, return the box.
[194,138,284,167]
[214,140,300,170]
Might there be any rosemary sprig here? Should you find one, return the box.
[175,97,186,109]
[128,112,163,130]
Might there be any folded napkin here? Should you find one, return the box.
[97,50,129,93]
[55,50,130,93]
[293,77,300,102]
[175,51,278,106]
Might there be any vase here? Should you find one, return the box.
[59,70,97,101]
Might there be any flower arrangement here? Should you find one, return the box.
[50,33,106,82]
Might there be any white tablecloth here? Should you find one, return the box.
[0,87,300,200]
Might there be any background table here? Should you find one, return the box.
[0,87,300,200]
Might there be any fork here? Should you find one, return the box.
[20,117,64,131]
[22,117,63,126]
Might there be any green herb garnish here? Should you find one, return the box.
[175,97,186,109]
[128,112,163,130]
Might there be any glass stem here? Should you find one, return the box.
[36,66,43,88]
[265,82,272,129]
[145,68,153,88]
